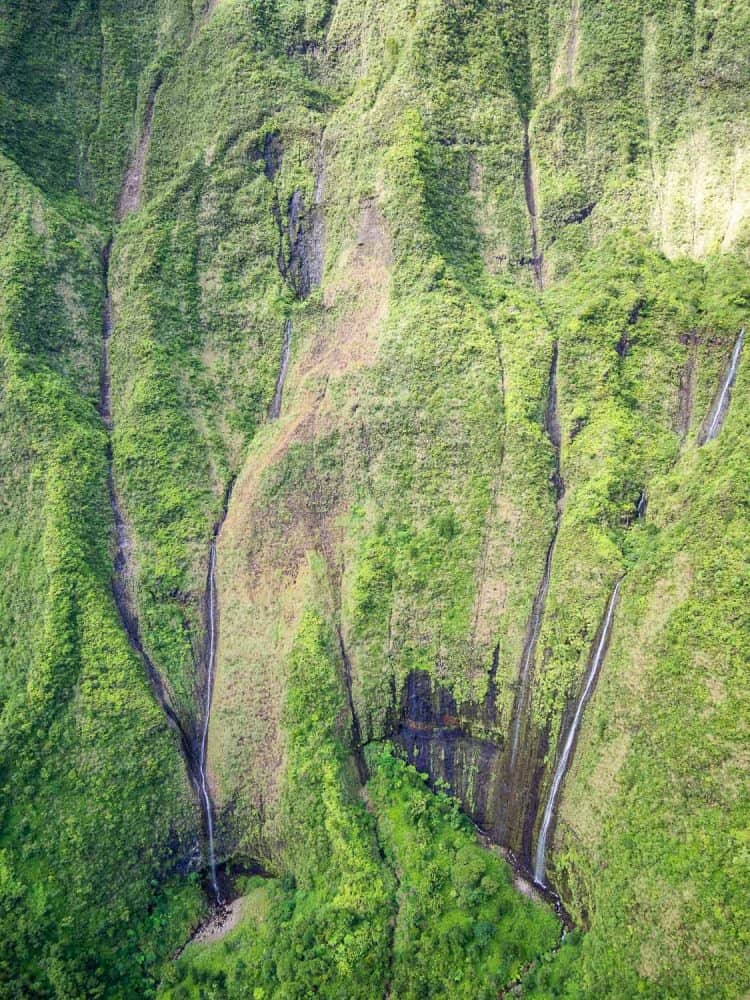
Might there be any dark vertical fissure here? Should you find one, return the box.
[336,627,368,785]
[98,240,113,429]
[196,476,237,903]
[503,343,564,861]
[636,490,647,521]
[266,131,325,421]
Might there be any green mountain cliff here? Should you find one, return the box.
[0,1,748,996]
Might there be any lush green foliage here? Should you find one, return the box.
[547,255,750,998]
[368,746,560,998]
[1,0,749,996]
[108,4,332,716]
[161,740,560,999]
[159,606,392,999]
[0,156,201,996]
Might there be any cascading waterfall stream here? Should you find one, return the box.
[102,85,228,905]
[199,538,221,902]
[700,327,745,444]
[101,237,226,903]
[534,578,622,886]
[196,478,235,903]
[268,318,292,420]
[508,536,556,773]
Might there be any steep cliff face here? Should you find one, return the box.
[1,0,748,997]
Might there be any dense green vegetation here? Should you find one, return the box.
[160,739,559,999]
[368,746,560,997]
[1,0,748,996]
[0,155,201,996]
[551,259,750,997]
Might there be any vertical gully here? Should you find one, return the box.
[534,577,623,886]
[199,539,220,900]
[336,627,368,785]
[268,318,292,420]
[506,344,564,793]
[197,482,235,904]
[101,75,229,903]
[99,242,208,857]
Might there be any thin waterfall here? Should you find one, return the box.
[508,536,556,772]
[636,490,647,522]
[107,80,227,904]
[700,328,744,444]
[534,578,622,886]
[198,537,221,901]
[268,319,292,420]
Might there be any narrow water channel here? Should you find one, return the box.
[268,318,292,420]
[507,345,563,784]
[534,577,622,886]
[103,83,230,902]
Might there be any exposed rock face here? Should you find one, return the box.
[396,669,501,820]
[395,666,544,865]
[283,183,324,300]
[262,132,283,180]
[117,76,161,219]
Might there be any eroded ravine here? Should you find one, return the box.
[99,243,194,762]
[100,77,229,902]
[98,240,218,893]
[117,77,160,219]
[197,482,235,901]
[534,577,623,886]
[200,538,221,899]
[507,344,564,777]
